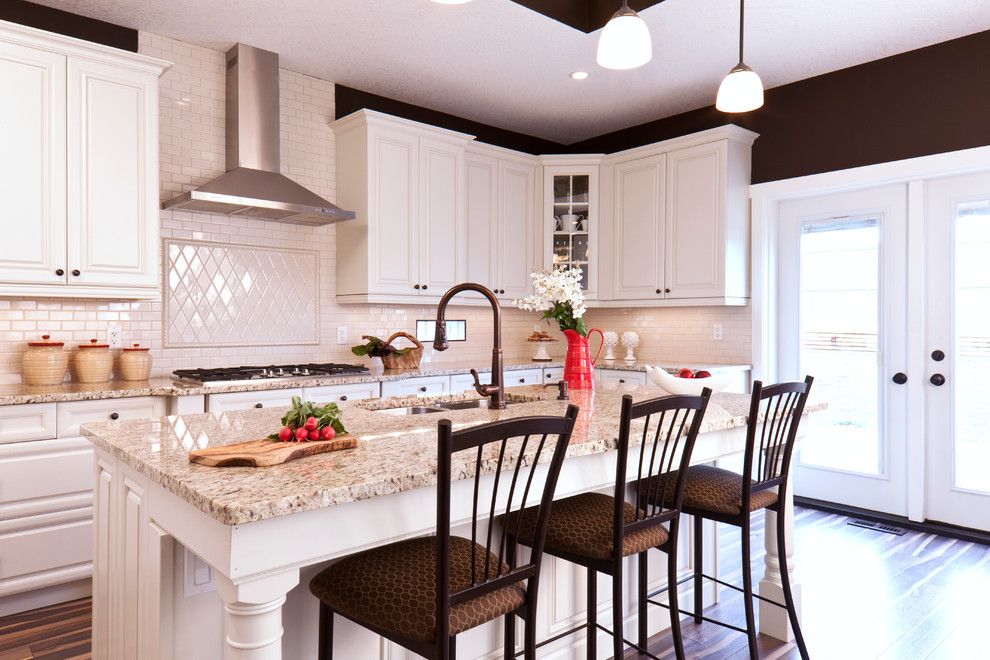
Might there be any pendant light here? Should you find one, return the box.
[596,0,652,70]
[715,0,764,113]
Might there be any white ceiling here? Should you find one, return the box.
[27,0,990,144]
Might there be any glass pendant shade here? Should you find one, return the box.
[715,63,764,113]
[596,3,652,70]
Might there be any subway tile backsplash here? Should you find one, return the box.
[0,31,751,385]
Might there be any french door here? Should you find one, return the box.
[778,185,909,516]
[925,172,990,530]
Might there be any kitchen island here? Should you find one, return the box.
[81,383,820,659]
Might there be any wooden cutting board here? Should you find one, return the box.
[188,435,357,467]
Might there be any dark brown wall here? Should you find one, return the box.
[570,29,990,183]
[0,0,137,52]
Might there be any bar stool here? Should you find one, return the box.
[308,405,578,660]
[642,376,814,660]
[504,390,712,660]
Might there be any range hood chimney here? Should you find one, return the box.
[161,44,354,225]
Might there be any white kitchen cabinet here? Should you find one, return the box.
[332,110,471,303]
[542,366,564,384]
[603,126,756,306]
[504,368,542,387]
[497,157,537,300]
[303,382,380,404]
[381,375,449,398]
[205,389,302,414]
[541,159,602,299]
[449,372,480,393]
[0,22,169,299]
[594,369,647,386]
[0,403,57,445]
[56,396,166,437]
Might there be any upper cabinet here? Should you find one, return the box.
[602,126,757,306]
[0,21,169,299]
[332,111,471,303]
[540,159,602,300]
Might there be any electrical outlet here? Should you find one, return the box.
[712,323,724,341]
[183,548,215,597]
[107,323,122,349]
[336,326,348,344]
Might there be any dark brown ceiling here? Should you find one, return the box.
[510,0,666,33]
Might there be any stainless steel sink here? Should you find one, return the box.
[375,406,445,416]
[436,399,518,411]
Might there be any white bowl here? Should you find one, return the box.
[645,365,731,396]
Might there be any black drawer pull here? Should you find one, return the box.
[930,374,945,387]
[419,386,427,392]
[519,378,525,383]
[340,395,348,402]
[254,403,264,408]
[109,412,119,420]
[619,379,625,384]
[72,269,81,277]
[56,268,65,276]
[892,372,907,385]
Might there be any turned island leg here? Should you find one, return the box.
[214,569,300,659]
[759,485,801,641]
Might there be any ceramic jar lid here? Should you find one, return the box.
[123,343,150,351]
[28,334,64,347]
[79,338,110,349]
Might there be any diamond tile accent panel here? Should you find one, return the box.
[164,239,320,347]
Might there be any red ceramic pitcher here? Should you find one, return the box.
[562,328,604,390]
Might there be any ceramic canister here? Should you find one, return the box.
[118,343,152,381]
[21,334,70,386]
[74,338,113,383]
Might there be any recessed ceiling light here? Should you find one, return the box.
[570,71,590,81]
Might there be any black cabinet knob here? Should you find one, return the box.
[419,386,427,392]
[55,268,65,276]
[519,378,525,383]
[619,379,625,384]
[71,269,81,277]
[892,372,907,385]
[422,284,428,290]
[664,288,671,294]
[930,373,946,387]
[254,402,264,408]
[931,350,945,362]
[656,289,662,294]
[339,395,348,402]
[413,284,421,290]
[109,412,119,420]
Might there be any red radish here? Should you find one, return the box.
[695,370,712,379]
[308,428,320,441]
[677,368,695,379]
[320,426,336,441]
[304,416,318,431]
[294,427,309,441]
[278,426,293,442]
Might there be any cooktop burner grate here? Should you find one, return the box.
[172,363,369,385]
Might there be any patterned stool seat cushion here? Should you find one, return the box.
[309,535,526,643]
[643,465,779,516]
[503,492,669,562]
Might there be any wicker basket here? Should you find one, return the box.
[380,331,424,370]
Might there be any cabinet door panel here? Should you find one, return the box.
[465,154,498,293]
[613,156,665,300]
[370,129,419,294]
[0,43,66,285]
[665,142,725,298]
[419,138,462,293]
[67,59,158,288]
[498,161,535,299]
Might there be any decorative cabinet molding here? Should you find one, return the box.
[0,21,170,299]
[332,110,471,304]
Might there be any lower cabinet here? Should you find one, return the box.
[594,369,648,386]
[450,368,544,393]
[205,388,302,414]
[381,375,449,398]
[303,382,380,404]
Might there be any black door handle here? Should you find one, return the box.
[71,269,81,277]
[109,412,119,420]
[931,350,945,362]
[55,268,65,276]
[930,374,946,386]
[414,284,421,290]
[664,288,671,294]
[892,372,907,385]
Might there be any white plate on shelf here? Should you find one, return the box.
[645,365,731,396]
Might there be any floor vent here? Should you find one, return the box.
[847,519,908,536]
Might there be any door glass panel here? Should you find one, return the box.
[550,174,591,290]
[799,217,882,475]
[954,200,990,493]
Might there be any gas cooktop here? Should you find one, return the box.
[172,363,370,386]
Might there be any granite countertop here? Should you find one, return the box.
[0,360,751,406]
[80,381,815,527]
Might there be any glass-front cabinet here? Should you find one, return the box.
[542,161,600,299]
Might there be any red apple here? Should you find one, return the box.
[695,370,712,379]
[278,426,293,442]
[294,427,309,442]
[304,416,318,431]
[320,426,336,441]
[677,368,695,379]
[308,428,320,442]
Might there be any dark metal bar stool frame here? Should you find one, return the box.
[505,390,712,660]
[315,405,578,660]
[645,376,814,660]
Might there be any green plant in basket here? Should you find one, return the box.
[267,396,347,443]
[351,335,410,358]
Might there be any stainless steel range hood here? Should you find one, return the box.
[162,44,354,225]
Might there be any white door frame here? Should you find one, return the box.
[750,144,990,523]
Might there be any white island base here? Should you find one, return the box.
[90,422,803,660]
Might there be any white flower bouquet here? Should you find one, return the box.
[514,268,589,336]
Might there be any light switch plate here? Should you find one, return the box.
[712,323,724,341]
[107,323,122,349]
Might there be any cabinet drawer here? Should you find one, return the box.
[381,376,449,398]
[595,369,647,386]
[206,389,302,414]
[504,369,542,387]
[0,437,92,507]
[303,382,379,404]
[57,397,165,437]
[542,367,564,383]
[0,403,57,445]
[0,516,92,583]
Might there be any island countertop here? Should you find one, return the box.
[80,383,820,527]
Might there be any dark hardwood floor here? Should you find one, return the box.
[1,507,987,659]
